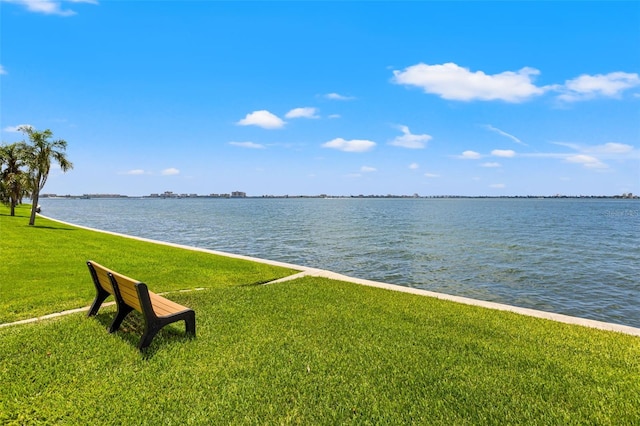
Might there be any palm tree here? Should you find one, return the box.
[20,126,73,226]
[0,142,29,216]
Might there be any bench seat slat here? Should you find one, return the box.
[148,292,191,317]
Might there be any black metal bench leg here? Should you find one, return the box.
[185,311,196,337]
[109,305,134,333]
[87,289,110,317]
[138,324,161,350]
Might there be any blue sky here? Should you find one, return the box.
[1,1,639,197]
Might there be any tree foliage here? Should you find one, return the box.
[0,126,73,224]
[0,142,29,216]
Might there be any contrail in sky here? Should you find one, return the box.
[484,124,528,146]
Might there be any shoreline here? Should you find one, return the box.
[40,213,640,337]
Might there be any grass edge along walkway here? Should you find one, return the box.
[28,213,640,337]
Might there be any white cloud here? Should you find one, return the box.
[389,125,432,149]
[4,0,98,16]
[3,124,33,132]
[553,141,636,158]
[322,138,376,153]
[481,162,501,168]
[490,183,506,189]
[392,62,548,102]
[120,169,146,175]
[324,93,355,101]
[463,146,609,170]
[229,141,266,149]
[565,155,608,169]
[236,110,285,129]
[483,124,527,146]
[0,65,6,75]
[328,114,341,119]
[393,63,639,103]
[491,149,516,158]
[550,142,582,152]
[425,173,440,178]
[547,141,638,169]
[558,72,640,102]
[285,107,319,119]
[460,150,482,159]
[591,142,634,155]
[409,163,419,170]
[161,168,180,176]
[360,166,377,173]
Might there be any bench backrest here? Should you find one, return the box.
[89,261,189,318]
[108,271,144,313]
[87,260,116,295]
[88,260,145,313]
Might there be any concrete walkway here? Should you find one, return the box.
[5,214,638,337]
[0,288,206,329]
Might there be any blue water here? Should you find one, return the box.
[39,198,640,328]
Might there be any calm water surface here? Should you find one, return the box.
[39,198,640,328]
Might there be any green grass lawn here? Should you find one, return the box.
[0,205,298,324]
[1,205,639,424]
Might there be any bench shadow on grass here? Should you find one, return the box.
[92,311,195,358]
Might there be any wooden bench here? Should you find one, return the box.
[86,260,196,350]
